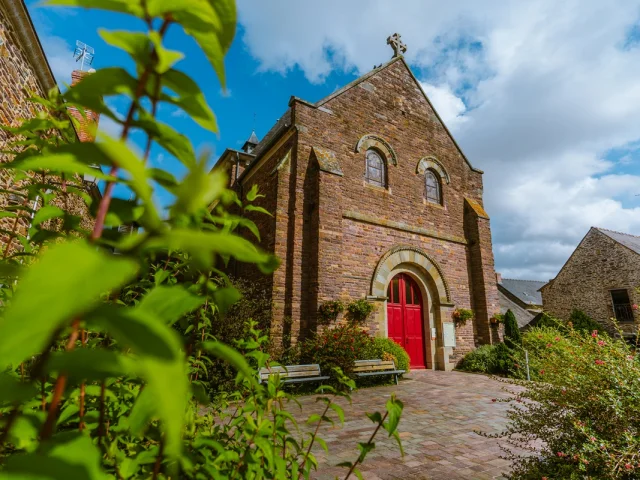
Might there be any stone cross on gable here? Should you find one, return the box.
[387,33,407,57]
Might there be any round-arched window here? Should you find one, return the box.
[425,169,441,204]
[365,149,386,188]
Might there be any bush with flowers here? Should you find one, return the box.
[298,324,376,378]
[490,326,640,479]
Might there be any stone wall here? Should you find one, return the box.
[0,4,95,254]
[541,228,640,335]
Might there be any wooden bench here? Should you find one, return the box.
[353,359,405,385]
[258,364,329,386]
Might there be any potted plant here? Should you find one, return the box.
[490,313,504,325]
[345,298,375,324]
[452,308,474,326]
[317,300,344,325]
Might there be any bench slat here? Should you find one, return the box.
[282,375,330,384]
[355,370,405,377]
[354,360,382,366]
[353,363,396,372]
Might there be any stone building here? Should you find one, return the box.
[0,0,97,254]
[216,35,501,370]
[496,274,544,329]
[541,227,640,337]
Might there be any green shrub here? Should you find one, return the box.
[493,328,640,479]
[298,324,375,377]
[568,308,604,335]
[503,309,522,347]
[535,312,565,330]
[458,343,524,377]
[458,344,496,373]
[368,338,411,373]
[345,298,375,324]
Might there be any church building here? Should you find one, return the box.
[216,35,501,370]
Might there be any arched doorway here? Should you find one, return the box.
[387,273,426,368]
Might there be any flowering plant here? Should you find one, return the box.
[453,308,474,326]
[317,300,344,325]
[299,324,375,377]
[488,326,640,479]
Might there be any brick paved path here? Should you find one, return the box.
[297,370,522,480]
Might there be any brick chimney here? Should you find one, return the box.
[67,70,100,142]
[495,272,502,284]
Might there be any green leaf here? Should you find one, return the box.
[244,204,271,216]
[102,198,144,228]
[45,349,136,381]
[89,306,187,458]
[212,286,241,314]
[246,184,259,202]
[2,431,109,479]
[46,0,144,17]
[137,286,205,325]
[0,151,116,182]
[0,241,138,368]
[99,30,151,66]
[133,112,196,167]
[171,165,226,216]
[128,388,155,436]
[144,229,279,273]
[385,396,403,435]
[0,373,37,407]
[161,69,217,132]
[63,67,139,118]
[201,341,257,387]
[31,205,65,228]
[89,306,177,362]
[149,31,184,73]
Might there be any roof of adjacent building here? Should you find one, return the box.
[499,278,545,306]
[498,290,536,329]
[596,228,640,255]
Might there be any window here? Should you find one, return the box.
[365,149,386,187]
[611,289,634,323]
[425,169,441,204]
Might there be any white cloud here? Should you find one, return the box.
[419,82,467,128]
[237,0,640,280]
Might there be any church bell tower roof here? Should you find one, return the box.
[242,130,260,153]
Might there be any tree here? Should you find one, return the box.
[504,309,522,347]
[568,308,603,334]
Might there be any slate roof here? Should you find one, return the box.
[499,279,545,306]
[498,290,536,329]
[246,130,259,145]
[596,228,640,255]
[251,109,291,159]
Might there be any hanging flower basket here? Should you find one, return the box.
[490,313,504,325]
[452,308,474,327]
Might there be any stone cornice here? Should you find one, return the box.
[0,0,57,93]
[343,210,467,245]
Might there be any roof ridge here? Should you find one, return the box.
[502,278,546,283]
[596,227,640,238]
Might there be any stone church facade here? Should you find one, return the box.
[218,43,500,370]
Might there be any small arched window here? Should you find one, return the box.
[365,149,386,187]
[425,169,442,204]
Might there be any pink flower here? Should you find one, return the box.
[625,464,633,470]
[595,359,605,365]
[540,369,545,375]
[546,343,552,348]
[598,340,605,346]
[591,330,598,338]
[557,452,565,457]
[590,436,596,442]
[554,337,560,342]
[633,304,638,310]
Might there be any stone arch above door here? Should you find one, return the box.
[370,246,451,304]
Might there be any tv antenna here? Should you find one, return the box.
[73,40,95,71]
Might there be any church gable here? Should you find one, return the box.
[313,57,480,176]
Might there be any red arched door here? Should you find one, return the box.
[387,273,426,369]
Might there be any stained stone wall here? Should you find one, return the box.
[0,4,95,255]
[541,228,640,335]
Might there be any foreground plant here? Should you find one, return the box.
[0,0,403,478]
[487,327,640,479]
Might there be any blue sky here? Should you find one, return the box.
[25,0,640,280]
